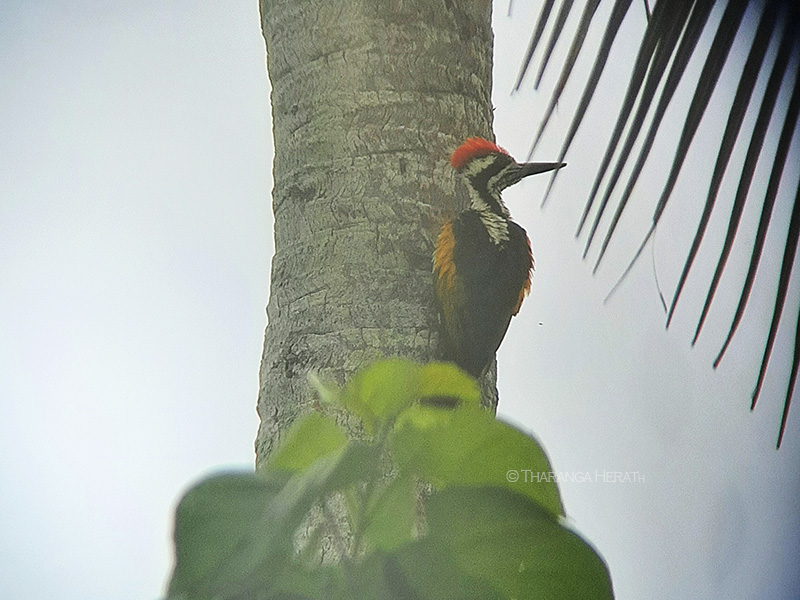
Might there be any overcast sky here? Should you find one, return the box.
[0,2,797,599]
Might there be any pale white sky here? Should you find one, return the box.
[0,2,797,599]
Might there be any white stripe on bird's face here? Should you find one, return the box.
[460,155,498,177]
[486,164,517,215]
[462,154,513,218]
[459,153,515,244]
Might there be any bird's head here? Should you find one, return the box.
[450,137,565,216]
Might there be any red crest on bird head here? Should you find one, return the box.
[450,137,509,171]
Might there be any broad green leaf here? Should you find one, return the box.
[391,539,506,600]
[167,443,380,600]
[167,471,288,600]
[340,552,451,600]
[419,486,613,599]
[418,362,480,407]
[394,403,454,432]
[341,359,421,433]
[272,564,340,600]
[363,474,417,551]
[391,407,562,517]
[267,412,347,473]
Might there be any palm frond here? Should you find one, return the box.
[587,0,703,266]
[535,0,577,89]
[750,66,800,411]
[574,0,691,241]
[518,0,800,446]
[693,13,798,345]
[537,0,635,203]
[716,42,800,373]
[514,0,558,91]
[529,0,603,152]
[668,1,781,330]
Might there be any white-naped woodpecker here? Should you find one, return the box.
[433,137,566,378]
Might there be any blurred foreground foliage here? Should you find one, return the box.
[166,360,613,600]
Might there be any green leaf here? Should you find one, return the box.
[418,362,480,407]
[363,474,417,551]
[394,403,453,431]
[339,550,502,600]
[272,564,340,600]
[409,486,613,600]
[391,407,563,517]
[391,539,506,600]
[341,359,421,433]
[267,412,348,473]
[166,471,288,600]
[167,443,381,600]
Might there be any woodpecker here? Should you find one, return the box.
[433,137,565,378]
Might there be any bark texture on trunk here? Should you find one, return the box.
[256,0,496,467]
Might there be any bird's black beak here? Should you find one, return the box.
[499,161,567,190]
[515,161,567,181]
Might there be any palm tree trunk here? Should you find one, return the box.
[256,0,498,467]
